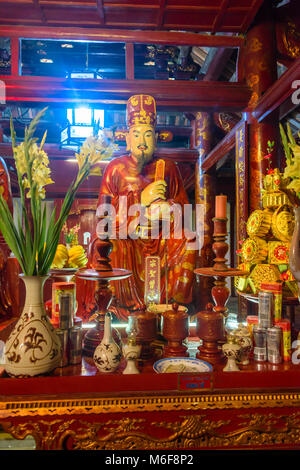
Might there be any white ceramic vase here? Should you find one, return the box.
[234,327,253,365]
[93,313,122,373]
[4,275,61,377]
[222,342,240,372]
[122,343,141,374]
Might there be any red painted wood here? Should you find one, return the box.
[0,76,251,110]
[10,37,19,77]
[125,43,134,80]
[96,0,105,24]
[0,0,264,33]
[0,25,245,47]
[1,359,300,397]
[253,57,300,122]
[203,47,234,81]
[201,120,240,171]
[212,0,230,33]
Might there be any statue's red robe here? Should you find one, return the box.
[88,154,196,321]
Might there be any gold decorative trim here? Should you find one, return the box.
[283,21,300,59]
[1,392,300,418]
[4,412,300,450]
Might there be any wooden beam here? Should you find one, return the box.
[203,48,234,81]
[157,0,167,28]
[10,37,20,77]
[212,0,230,34]
[1,76,251,111]
[0,25,244,48]
[253,57,300,122]
[125,43,134,80]
[34,0,47,25]
[201,121,241,171]
[96,0,105,25]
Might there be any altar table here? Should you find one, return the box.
[1,355,300,450]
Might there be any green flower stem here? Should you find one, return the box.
[4,109,116,276]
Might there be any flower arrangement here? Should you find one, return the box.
[280,122,300,206]
[0,108,117,276]
[63,223,80,246]
[263,139,275,174]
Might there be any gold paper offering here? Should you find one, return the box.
[248,264,281,292]
[237,277,249,292]
[262,169,292,209]
[246,209,273,238]
[234,263,251,291]
[268,241,290,265]
[271,205,295,242]
[241,237,268,264]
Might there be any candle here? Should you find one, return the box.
[215,195,227,218]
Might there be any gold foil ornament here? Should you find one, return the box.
[241,237,268,264]
[246,209,273,238]
[271,205,295,241]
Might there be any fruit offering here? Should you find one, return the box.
[51,244,88,269]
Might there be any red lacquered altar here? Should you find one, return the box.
[1,351,300,450]
[0,0,300,453]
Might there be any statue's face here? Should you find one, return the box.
[126,125,157,166]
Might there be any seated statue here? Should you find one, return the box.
[87,95,196,321]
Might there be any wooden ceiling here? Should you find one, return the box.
[0,0,264,33]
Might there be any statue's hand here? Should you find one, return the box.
[147,201,171,221]
[141,180,167,207]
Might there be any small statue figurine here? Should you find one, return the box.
[222,333,241,372]
[122,316,141,374]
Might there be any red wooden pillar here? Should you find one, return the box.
[194,112,216,311]
[239,2,279,212]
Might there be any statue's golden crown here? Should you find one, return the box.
[127,95,157,128]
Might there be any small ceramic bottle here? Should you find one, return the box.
[93,313,121,373]
[234,325,253,365]
[122,316,141,375]
[222,334,241,372]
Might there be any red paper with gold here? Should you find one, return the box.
[235,121,248,243]
[144,256,161,305]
